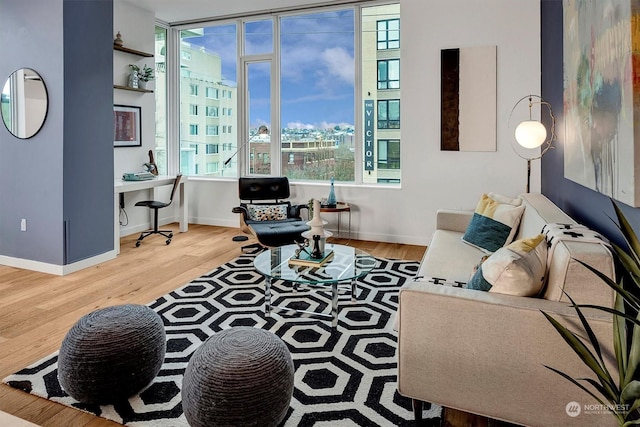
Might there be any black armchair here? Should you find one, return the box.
[232,177,310,251]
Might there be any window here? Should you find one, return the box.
[206,162,219,173]
[154,25,168,175]
[377,59,399,89]
[280,10,355,181]
[189,104,198,116]
[377,99,400,129]
[176,4,400,183]
[377,139,400,169]
[190,143,199,155]
[206,87,218,99]
[180,23,237,177]
[377,19,399,50]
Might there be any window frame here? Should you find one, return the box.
[167,2,401,186]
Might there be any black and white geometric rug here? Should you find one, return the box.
[3,253,442,426]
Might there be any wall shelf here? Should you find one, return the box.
[114,85,153,94]
[113,45,153,57]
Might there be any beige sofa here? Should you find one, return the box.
[397,193,617,426]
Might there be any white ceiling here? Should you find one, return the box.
[123,0,361,24]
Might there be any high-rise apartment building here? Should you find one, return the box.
[362,4,401,184]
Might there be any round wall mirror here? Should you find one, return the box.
[1,68,49,139]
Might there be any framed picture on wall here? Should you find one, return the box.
[113,104,141,147]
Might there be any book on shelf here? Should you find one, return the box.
[288,249,334,267]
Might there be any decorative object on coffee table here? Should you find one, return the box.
[57,304,166,404]
[302,199,332,255]
[182,327,294,427]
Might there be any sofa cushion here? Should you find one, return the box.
[247,204,289,221]
[467,234,547,296]
[462,193,525,253]
[416,229,486,285]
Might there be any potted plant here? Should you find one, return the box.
[543,200,640,425]
[129,64,154,89]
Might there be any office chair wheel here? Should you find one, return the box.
[166,239,171,245]
[135,241,141,247]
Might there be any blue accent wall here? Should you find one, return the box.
[541,0,640,248]
[0,0,114,266]
[63,0,114,263]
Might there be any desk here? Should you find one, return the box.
[319,202,351,238]
[114,175,188,254]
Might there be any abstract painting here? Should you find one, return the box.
[563,0,640,206]
[441,45,496,152]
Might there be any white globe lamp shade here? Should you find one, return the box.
[515,120,547,149]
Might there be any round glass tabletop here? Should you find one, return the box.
[254,243,376,284]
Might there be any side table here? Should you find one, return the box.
[320,202,351,239]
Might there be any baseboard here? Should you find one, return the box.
[0,251,116,276]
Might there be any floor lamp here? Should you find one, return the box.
[509,95,555,193]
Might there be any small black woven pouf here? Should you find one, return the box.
[182,326,294,427]
[58,304,166,404]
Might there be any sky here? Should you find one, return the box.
[183,9,355,130]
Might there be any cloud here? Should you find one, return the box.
[287,121,316,129]
[320,47,354,85]
[286,121,352,130]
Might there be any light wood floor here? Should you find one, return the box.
[0,225,427,427]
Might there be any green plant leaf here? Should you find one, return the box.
[623,309,640,385]
[576,259,640,308]
[613,200,640,264]
[614,293,628,386]
[613,244,640,289]
[622,381,640,401]
[627,399,640,418]
[544,364,609,406]
[577,304,640,329]
[564,292,616,388]
[541,310,618,400]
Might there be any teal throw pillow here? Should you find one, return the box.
[462,193,525,253]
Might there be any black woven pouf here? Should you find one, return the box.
[58,304,166,404]
[182,326,294,427]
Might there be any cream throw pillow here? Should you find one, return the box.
[467,234,547,297]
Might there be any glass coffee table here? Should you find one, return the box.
[253,243,377,327]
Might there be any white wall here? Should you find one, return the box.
[118,0,541,246]
[114,1,169,236]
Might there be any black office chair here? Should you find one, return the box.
[135,174,182,247]
[232,176,310,252]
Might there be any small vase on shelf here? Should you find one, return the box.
[128,70,139,89]
[326,177,337,208]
